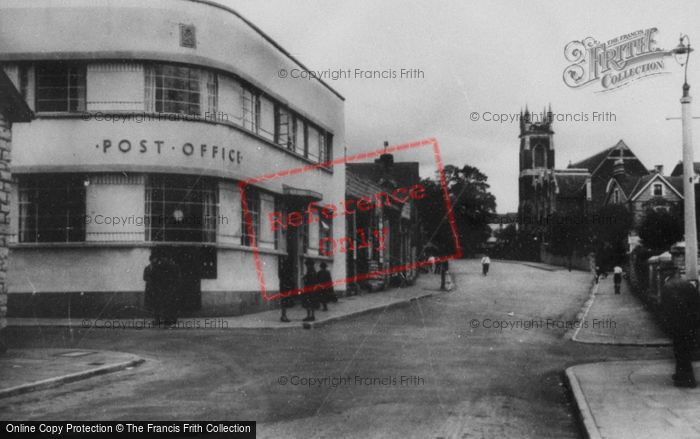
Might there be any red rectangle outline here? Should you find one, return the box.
[240,138,462,301]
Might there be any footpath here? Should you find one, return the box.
[7,273,450,331]
[567,276,700,439]
[0,349,143,399]
[2,273,451,398]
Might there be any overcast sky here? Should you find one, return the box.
[225,0,700,213]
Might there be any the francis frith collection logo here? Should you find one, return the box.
[563,28,669,92]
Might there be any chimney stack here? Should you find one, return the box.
[654,164,664,175]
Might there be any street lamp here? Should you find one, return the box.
[671,35,697,283]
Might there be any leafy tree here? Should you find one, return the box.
[546,207,591,269]
[416,164,497,257]
[590,204,634,269]
[638,206,683,253]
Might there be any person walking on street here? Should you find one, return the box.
[613,265,623,294]
[317,262,335,311]
[440,259,450,290]
[302,259,319,322]
[153,253,180,328]
[661,274,700,388]
[481,254,491,276]
[143,253,156,318]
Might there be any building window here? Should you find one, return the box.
[294,116,307,156]
[301,218,309,254]
[147,64,201,115]
[275,106,293,150]
[241,186,260,246]
[321,133,333,165]
[241,87,258,132]
[204,71,218,117]
[320,213,333,255]
[613,188,621,204]
[35,63,86,112]
[653,183,663,197]
[258,96,275,141]
[146,175,217,243]
[307,125,321,162]
[18,175,86,242]
[533,145,545,168]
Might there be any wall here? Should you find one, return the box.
[0,113,10,344]
[540,245,594,272]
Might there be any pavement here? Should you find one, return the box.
[1,273,449,401]
[0,348,144,399]
[7,273,451,330]
[567,275,700,439]
[572,274,671,346]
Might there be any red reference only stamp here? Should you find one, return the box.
[240,138,461,301]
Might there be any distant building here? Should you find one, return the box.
[517,105,652,234]
[603,162,683,226]
[346,150,421,291]
[517,106,592,233]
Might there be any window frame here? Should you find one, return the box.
[34,62,86,113]
[17,174,87,243]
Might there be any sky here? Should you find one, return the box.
[224,0,700,213]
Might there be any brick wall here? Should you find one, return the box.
[0,112,10,352]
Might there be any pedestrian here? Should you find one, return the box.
[594,266,601,284]
[153,253,180,328]
[428,255,436,274]
[481,254,491,276]
[613,265,623,294]
[279,256,294,323]
[143,252,159,323]
[301,259,319,322]
[661,274,700,388]
[317,262,335,311]
[440,259,450,290]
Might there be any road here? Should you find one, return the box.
[1,260,670,438]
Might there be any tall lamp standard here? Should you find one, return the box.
[672,35,697,284]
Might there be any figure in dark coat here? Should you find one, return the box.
[317,262,335,311]
[661,275,700,388]
[302,259,319,322]
[143,254,156,314]
[152,254,181,327]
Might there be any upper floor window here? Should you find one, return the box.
[18,174,86,243]
[612,188,621,204]
[147,64,201,115]
[241,87,258,132]
[533,145,545,168]
[35,63,86,112]
[653,183,663,197]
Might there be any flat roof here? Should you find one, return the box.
[188,0,344,101]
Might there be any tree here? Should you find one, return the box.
[638,206,683,253]
[416,164,497,257]
[546,207,591,269]
[590,204,634,269]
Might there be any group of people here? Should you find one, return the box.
[143,249,181,327]
[280,260,336,323]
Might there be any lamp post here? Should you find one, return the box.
[671,35,697,283]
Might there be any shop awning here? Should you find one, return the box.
[282,185,322,201]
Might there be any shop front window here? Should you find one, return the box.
[146,175,218,242]
[241,186,260,247]
[18,174,86,242]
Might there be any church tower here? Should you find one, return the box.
[518,104,555,228]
